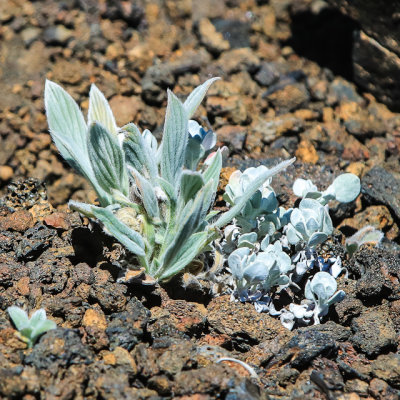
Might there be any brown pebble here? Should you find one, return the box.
[0,165,13,181]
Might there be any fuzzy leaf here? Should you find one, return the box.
[180,170,204,204]
[157,231,209,281]
[31,320,57,340]
[202,149,222,194]
[29,309,47,326]
[7,307,29,331]
[157,177,177,205]
[184,77,220,118]
[185,137,204,170]
[88,84,118,135]
[88,122,129,197]
[160,90,188,185]
[214,158,296,229]
[45,80,90,175]
[330,173,360,203]
[123,124,158,182]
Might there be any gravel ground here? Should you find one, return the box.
[1,1,400,399]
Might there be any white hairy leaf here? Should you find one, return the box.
[88,84,118,135]
[184,77,220,118]
[88,122,129,197]
[160,90,188,185]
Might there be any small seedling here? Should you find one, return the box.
[7,306,57,348]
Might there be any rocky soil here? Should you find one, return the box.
[1,0,400,399]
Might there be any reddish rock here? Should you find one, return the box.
[0,210,33,232]
[44,212,71,230]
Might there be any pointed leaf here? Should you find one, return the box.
[202,149,222,194]
[88,122,129,196]
[160,90,188,185]
[88,84,118,135]
[29,309,47,326]
[7,307,29,330]
[45,80,90,175]
[184,77,220,118]
[123,123,158,182]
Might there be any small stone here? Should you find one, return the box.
[44,212,71,231]
[212,19,250,49]
[345,161,364,177]
[216,125,246,150]
[43,25,74,45]
[0,210,34,232]
[197,18,230,55]
[207,295,287,351]
[217,48,260,74]
[82,308,107,330]
[0,165,13,181]
[254,62,280,86]
[327,78,363,105]
[344,379,369,396]
[20,27,41,47]
[295,139,319,164]
[268,326,337,369]
[266,83,310,112]
[362,167,400,220]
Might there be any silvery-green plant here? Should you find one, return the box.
[45,78,294,282]
[222,166,290,254]
[280,303,314,330]
[227,242,293,304]
[286,198,333,248]
[293,173,360,205]
[7,306,57,348]
[304,271,345,324]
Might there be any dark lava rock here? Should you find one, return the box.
[351,305,398,357]
[106,298,150,351]
[362,166,400,219]
[328,77,363,104]
[141,65,175,105]
[225,379,268,400]
[254,62,280,87]
[212,19,251,49]
[15,224,56,260]
[268,326,337,369]
[349,247,400,301]
[25,329,93,372]
[1,179,48,211]
[89,281,128,313]
[328,0,400,109]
